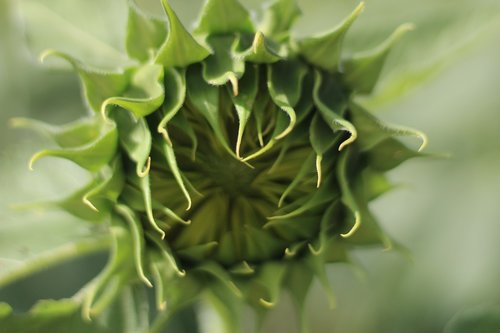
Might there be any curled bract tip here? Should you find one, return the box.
[338,131,357,151]
[142,276,154,288]
[158,126,173,147]
[252,31,265,54]
[308,243,323,256]
[259,298,275,308]
[83,197,99,212]
[100,102,113,124]
[137,157,152,177]
[28,151,45,171]
[228,73,239,96]
[417,131,429,152]
[39,49,57,64]
[315,155,323,188]
[341,211,361,238]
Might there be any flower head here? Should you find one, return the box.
[14,0,427,330]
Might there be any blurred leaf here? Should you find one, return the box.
[0,235,110,289]
[444,305,500,333]
[0,285,149,333]
[19,0,131,68]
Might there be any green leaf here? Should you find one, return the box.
[194,0,254,36]
[126,1,167,62]
[297,2,364,72]
[312,70,357,151]
[27,119,118,173]
[343,23,414,94]
[102,63,165,120]
[155,0,210,68]
[202,35,245,95]
[260,0,301,41]
[40,50,129,113]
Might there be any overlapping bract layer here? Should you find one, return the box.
[15,0,427,331]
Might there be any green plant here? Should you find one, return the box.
[1,0,427,332]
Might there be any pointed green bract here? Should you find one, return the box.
[101,63,165,120]
[126,1,167,62]
[41,50,129,113]
[230,65,259,157]
[349,101,427,151]
[155,0,211,68]
[260,0,301,41]
[298,2,365,72]
[194,0,254,36]
[309,114,339,186]
[243,31,285,64]
[343,23,415,94]
[158,67,186,145]
[29,120,117,172]
[113,112,151,176]
[202,35,245,92]
[186,65,235,156]
[313,70,357,151]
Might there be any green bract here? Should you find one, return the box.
[12,0,427,331]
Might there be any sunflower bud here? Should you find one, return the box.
[14,0,427,330]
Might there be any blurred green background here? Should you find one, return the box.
[1,0,500,332]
